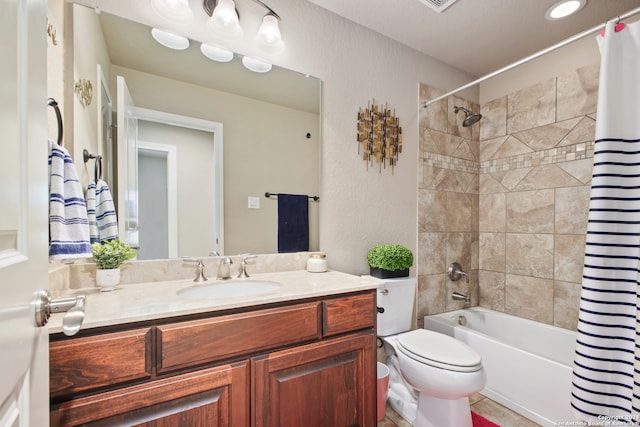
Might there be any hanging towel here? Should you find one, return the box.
[277,194,309,253]
[48,140,92,259]
[86,178,119,243]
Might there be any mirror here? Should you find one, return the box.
[70,5,321,259]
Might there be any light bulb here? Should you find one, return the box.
[255,13,284,53]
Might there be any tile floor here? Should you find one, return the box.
[377,393,542,427]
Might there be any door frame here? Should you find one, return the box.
[132,107,224,255]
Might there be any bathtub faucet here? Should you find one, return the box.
[452,292,471,304]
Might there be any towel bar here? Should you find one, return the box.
[265,192,319,201]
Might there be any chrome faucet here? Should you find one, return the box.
[217,256,233,280]
[452,292,471,304]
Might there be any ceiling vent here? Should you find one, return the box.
[417,0,458,13]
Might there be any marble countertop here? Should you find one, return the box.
[48,270,383,334]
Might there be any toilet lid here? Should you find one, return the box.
[397,329,482,372]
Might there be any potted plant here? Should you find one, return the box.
[91,239,136,291]
[367,244,413,279]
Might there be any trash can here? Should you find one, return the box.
[377,362,390,422]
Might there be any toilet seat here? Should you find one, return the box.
[396,329,482,373]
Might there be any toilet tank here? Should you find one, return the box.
[372,276,417,337]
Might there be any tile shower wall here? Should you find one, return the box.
[418,63,598,331]
[417,85,480,325]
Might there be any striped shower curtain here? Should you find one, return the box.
[571,20,640,424]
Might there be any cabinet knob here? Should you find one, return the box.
[377,306,385,314]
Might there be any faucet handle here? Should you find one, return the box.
[182,257,208,282]
[447,262,469,283]
[238,255,257,278]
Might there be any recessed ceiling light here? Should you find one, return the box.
[151,28,190,50]
[545,0,587,20]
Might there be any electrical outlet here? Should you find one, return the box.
[248,196,260,209]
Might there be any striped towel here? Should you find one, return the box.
[48,140,92,259]
[86,179,119,243]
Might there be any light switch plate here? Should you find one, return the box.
[248,196,260,209]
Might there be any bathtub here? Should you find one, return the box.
[423,307,577,427]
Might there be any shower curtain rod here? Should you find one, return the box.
[422,5,640,108]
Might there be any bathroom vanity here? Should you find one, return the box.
[48,270,380,426]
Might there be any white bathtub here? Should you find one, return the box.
[423,307,577,427]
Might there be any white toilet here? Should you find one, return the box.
[376,277,486,427]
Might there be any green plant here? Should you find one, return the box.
[367,244,413,271]
[91,239,136,270]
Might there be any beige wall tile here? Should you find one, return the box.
[556,63,599,121]
[446,232,474,270]
[505,274,554,323]
[507,78,556,134]
[505,233,554,279]
[479,232,505,272]
[558,116,596,146]
[480,97,506,142]
[554,280,582,330]
[506,189,554,233]
[447,192,473,232]
[418,274,447,317]
[554,234,586,283]
[555,186,590,234]
[480,135,508,161]
[479,193,506,233]
[512,164,582,191]
[512,118,580,151]
[478,270,505,311]
[492,135,534,160]
[420,84,447,132]
[419,232,447,275]
[419,189,447,232]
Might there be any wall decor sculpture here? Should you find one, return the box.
[357,99,402,173]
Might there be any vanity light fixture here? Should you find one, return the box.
[545,0,587,20]
[203,0,284,52]
[200,43,234,62]
[151,28,190,50]
[205,0,244,40]
[241,56,272,73]
[150,0,194,23]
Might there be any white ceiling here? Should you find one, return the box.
[308,0,640,77]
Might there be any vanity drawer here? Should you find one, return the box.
[157,302,321,372]
[50,327,152,398]
[323,292,376,337]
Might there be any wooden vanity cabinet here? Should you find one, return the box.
[50,290,377,427]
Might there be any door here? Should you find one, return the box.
[116,76,139,249]
[0,0,49,425]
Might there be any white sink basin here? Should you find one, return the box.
[177,280,282,299]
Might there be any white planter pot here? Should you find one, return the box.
[96,268,120,292]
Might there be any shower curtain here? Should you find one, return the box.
[571,20,640,424]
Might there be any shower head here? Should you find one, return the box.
[454,106,482,127]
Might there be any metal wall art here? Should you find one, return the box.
[74,79,93,108]
[357,99,402,173]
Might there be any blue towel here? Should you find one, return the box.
[48,140,92,259]
[86,178,119,243]
[277,194,309,253]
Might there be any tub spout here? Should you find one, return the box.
[452,292,471,304]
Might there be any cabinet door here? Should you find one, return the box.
[252,331,376,427]
[51,361,249,427]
